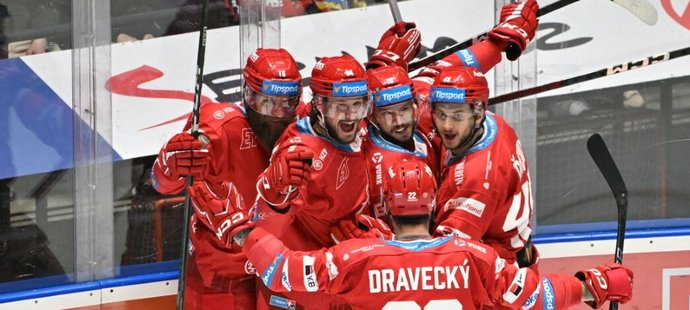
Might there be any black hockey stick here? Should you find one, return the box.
[586,133,628,310]
[407,0,657,72]
[489,45,690,105]
[178,0,209,308]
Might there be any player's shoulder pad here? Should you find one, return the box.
[196,102,248,130]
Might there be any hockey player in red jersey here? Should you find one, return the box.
[357,0,538,223]
[252,54,372,308]
[429,66,536,265]
[150,48,302,309]
[189,160,634,309]
[362,65,440,221]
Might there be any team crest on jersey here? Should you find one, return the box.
[245,260,256,275]
[213,110,225,120]
[312,160,323,171]
[240,128,258,150]
[336,157,350,190]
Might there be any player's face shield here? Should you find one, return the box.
[431,99,483,123]
[321,95,371,121]
[371,99,417,144]
[372,99,416,127]
[244,80,301,118]
[248,92,300,118]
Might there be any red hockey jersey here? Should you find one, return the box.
[363,122,439,221]
[150,102,270,308]
[254,116,370,251]
[243,228,542,310]
[434,112,533,263]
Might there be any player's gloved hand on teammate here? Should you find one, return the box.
[189,180,254,246]
[367,21,422,70]
[258,144,314,208]
[330,214,394,244]
[488,0,539,61]
[575,263,634,309]
[156,132,209,178]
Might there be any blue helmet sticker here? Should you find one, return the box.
[332,81,368,97]
[261,80,300,96]
[430,88,466,103]
[373,85,413,107]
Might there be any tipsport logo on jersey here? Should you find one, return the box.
[262,80,301,96]
[431,88,466,103]
[373,85,413,107]
[332,81,368,97]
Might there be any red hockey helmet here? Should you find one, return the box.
[429,67,489,107]
[367,66,415,108]
[383,160,437,217]
[309,55,368,98]
[243,48,302,117]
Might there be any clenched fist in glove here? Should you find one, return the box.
[488,0,539,61]
[156,132,209,178]
[367,21,422,70]
[258,144,314,208]
[189,181,253,246]
[330,214,394,244]
[575,263,634,309]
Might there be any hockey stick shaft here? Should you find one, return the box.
[387,0,403,23]
[489,46,690,105]
[586,133,628,310]
[178,0,209,308]
[407,0,580,72]
[407,0,657,72]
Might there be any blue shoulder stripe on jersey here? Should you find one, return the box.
[541,277,556,310]
[446,113,497,166]
[296,117,360,152]
[383,236,452,251]
[261,253,284,287]
[368,123,427,158]
[455,49,481,69]
[229,101,247,116]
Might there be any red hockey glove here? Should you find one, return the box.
[189,181,253,246]
[367,21,421,70]
[258,144,314,208]
[157,132,209,178]
[330,214,394,244]
[575,263,634,309]
[488,0,539,61]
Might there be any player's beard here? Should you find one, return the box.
[378,120,416,151]
[246,107,294,152]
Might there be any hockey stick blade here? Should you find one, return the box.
[489,46,690,105]
[587,134,627,211]
[587,133,628,310]
[612,0,658,26]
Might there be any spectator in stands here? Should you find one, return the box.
[0,1,70,57]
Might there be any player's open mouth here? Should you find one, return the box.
[443,133,457,141]
[393,125,409,133]
[339,121,356,133]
